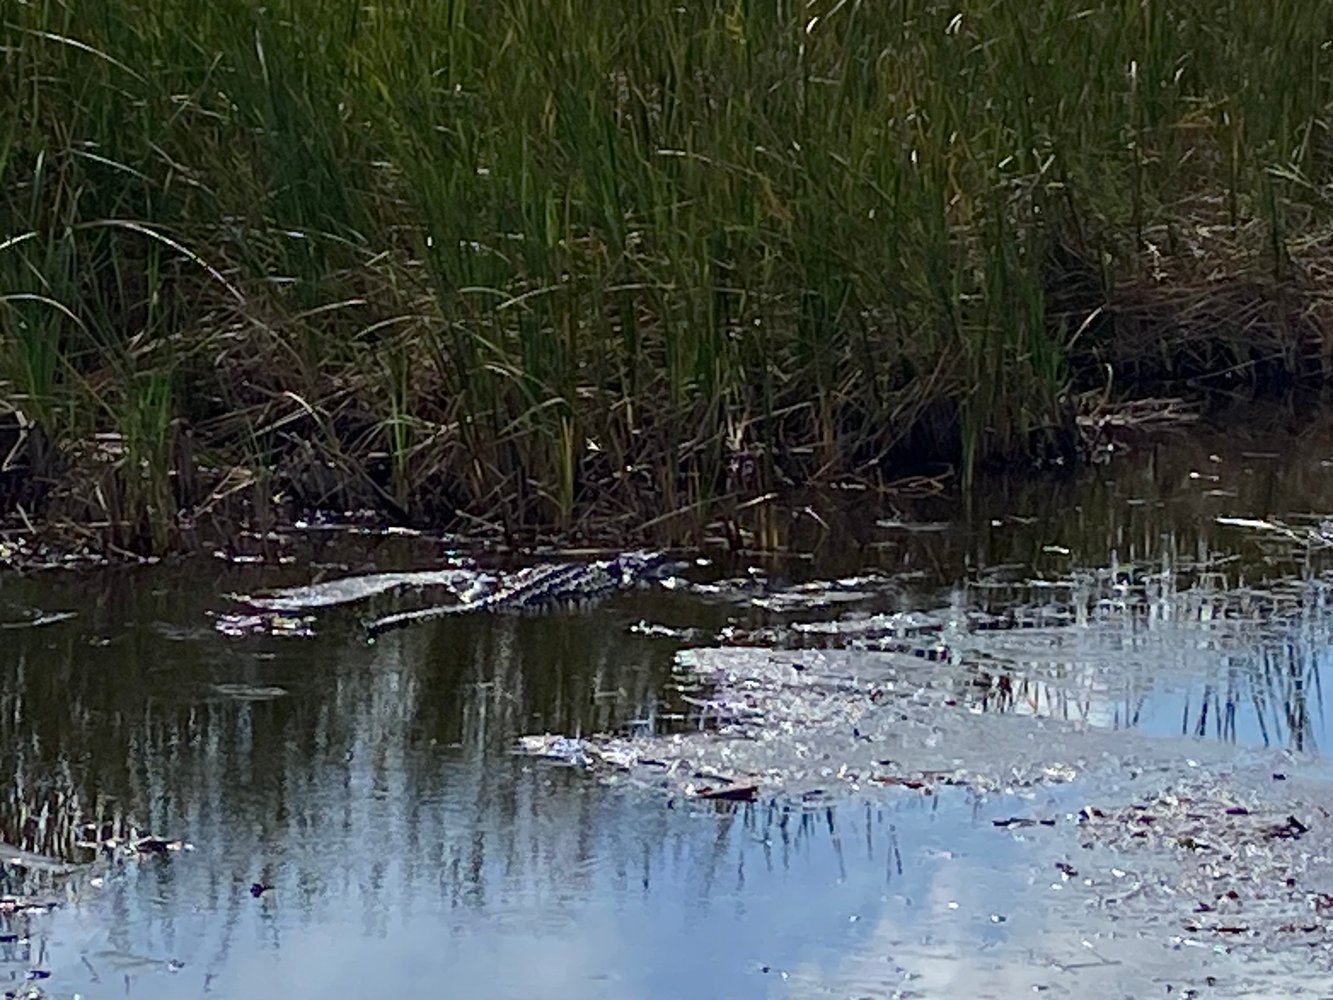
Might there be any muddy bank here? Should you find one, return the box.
[1,391,1320,575]
[0,388,1210,562]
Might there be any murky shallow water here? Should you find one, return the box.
[7,404,1333,997]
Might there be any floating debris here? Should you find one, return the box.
[992,817,1057,829]
[132,836,189,855]
[84,950,184,975]
[0,611,76,631]
[875,519,951,532]
[627,621,709,642]
[691,782,759,802]
[209,683,289,701]
[1216,515,1333,549]
[1048,772,1333,959]
[515,734,596,768]
[0,895,60,915]
[676,572,902,612]
[213,611,317,638]
[0,843,85,877]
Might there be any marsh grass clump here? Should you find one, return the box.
[3,1,1333,551]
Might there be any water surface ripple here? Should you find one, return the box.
[4,405,1333,997]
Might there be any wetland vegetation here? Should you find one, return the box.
[3,1,1333,554]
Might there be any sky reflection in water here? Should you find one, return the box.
[6,405,1333,996]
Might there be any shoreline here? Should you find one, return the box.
[7,3,1333,556]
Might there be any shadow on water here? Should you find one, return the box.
[2,403,1333,995]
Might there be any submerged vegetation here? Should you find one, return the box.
[3,0,1333,551]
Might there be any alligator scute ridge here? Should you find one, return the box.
[366,550,672,636]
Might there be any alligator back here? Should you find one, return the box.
[366,550,671,636]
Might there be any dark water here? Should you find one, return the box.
[6,403,1333,998]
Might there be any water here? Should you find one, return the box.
[6,403,1333,997]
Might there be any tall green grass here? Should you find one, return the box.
[2,0,1332,549]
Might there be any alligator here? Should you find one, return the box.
[366,549,676,636]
